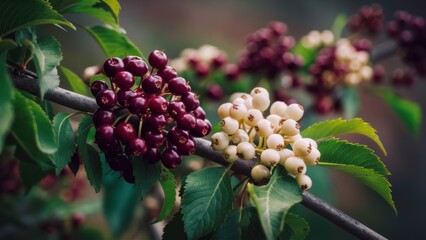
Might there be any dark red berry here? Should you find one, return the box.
[161,148,182,169]
[122,167,135,184]
[181,92,200,111]
[268,21,287,36]
[190,119,212,137]
[148,50,168,69]
[115,122,136,143]
[123,56,142,65]
[103,57,125,77]
[207,84,224,100]
[168,77,191,95]
[71,212,85,228]
[93,109,114,127]
[113,71,135,89]
[95,124,115,145]
[106,152,130,171]
[126,59,148,77]
[146,114,167,132]
[143,148,161,164]
[99,140,121,156]
[126,137,147,156]
[167,101,186,118]
[176,138,196,156]
[168,126,189,145]
[157,66,177,83]
[96,89,117,109]
[176,113,196,130]
[117,89,137,106]
[144,131,165,148]
[128,96,149,114]
[225,64,240,81]
[191,107,206,120]
[195,62,210,77]
[149,96,168,114]
[212,52,227,68]
[90,80,109,97]
[142,75,163,94]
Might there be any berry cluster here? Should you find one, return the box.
[211,87,320,190]
[348,4,384,35]
[91,50,212,183]
[237,21,303,80]
[387,11,426,76]
[300,30,335,49]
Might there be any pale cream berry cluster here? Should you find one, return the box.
[211,87,320,190]
[301,30,335,48]
[170,44,227,72]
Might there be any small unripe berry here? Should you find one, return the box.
[221,117,239,135]
[285,104,304,121]
[229,103,248,120]
[270,101,288,117]
[211,132,229,151]
[292,138,313,157]
[284,156,306,175]
[296,174,312,190]
[252,93,270,112]
[304,148,320,165]
[251,164,271,183]
[266,134,285,150]
[260,149,280,167]
[288,134,302,143]
[223,145,238,162]
[237,142,256,160]
[244,109,264,127]
[232,97,245,105]
[218,103,233,119]
[250,87,269,97]
[304,138,318,149]
[266,114,282,130]
[278,149,295,166]
[255,119,274,138]
[281,119,300,136]
[231,129,249,144]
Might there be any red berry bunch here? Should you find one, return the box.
[91,50,212,183]
[348,4,384,35]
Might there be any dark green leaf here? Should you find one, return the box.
[11,92,56,170]
[302,118,386,155]
[77,226,105,240]
[60,66,89,95]
[77,116,102,192]
[61,0,118,26]
[32,35,62,99]
[182,166,233,240]
[163,211,187,240]
[0,39,18,54]
[284,213,310,240]
[318,138,395,213]
[85,25,142,58]
[247,165,302,240]
[331,14,347,39]
[103,171,139,237]
[18,155,50,192]
[52,112,76,175]
[131,156,161,199]
[0,53,14,153]
[0,0,75,37]
[7,38,34,67]
[341,86,359,119]
[374,87,421,136]
[154,166,177,223]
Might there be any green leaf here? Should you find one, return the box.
[292,43,318,70]
[374,87,421,136]
[331,14,347,39]
[59,66,89,95]
[163,211,187,240]
[7,38,34,67]
[103,171,139,237]
[85,25,142,58]
[154,166,177,223]
[61,0,119,26]
[131,156,161,199]
[18,155,50,192]
[284,213,310,240]
[32,35,62,99]
[182,166,233,240]
[341,86,359,119]
[77,226,105,240]
[302,118,386,155]
[52,112,76,175]
[0,53,15,153]
[0,0,75,37]
[247,166,302,240]
[11,92,56,170]
[77,116,102,192]
[0,39,18,54]
[318,138,395,213]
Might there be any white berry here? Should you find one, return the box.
[285,104,304,121]
[278,149,295,166]
[233,97,245,105]
[255,119,274,138]
[284,156,307,175]
[304,148,320,165]
[251,164,271,182]
[231,129,249,144]
[229,103,248,120]
[244,109,264,127]
[237,142,256,160]
[250,87,269,97]
[281,119,300,136]
[252,93,270,112]
[296,174,312,190]
[266,114,282,130]
[292,138,313,157]
[221,117,239,135]
[260,149,280,167]
[223,145,238,162]
[266,134,285,150]
[211,132,229,151]
[270,101,287,117]
[218,103,232,119]
[304,138,318,149]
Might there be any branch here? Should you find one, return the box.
[370,40,398,64]
[8,65,387,240]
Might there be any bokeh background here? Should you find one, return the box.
[45,0,426,239]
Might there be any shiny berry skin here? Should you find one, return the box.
[144,131,165,148]
[123,56,142,65]
[168,126,189,145]
[176,138,196,155]
[126,59,148,77]
[113,71,135,89]
[191,107,206,120]
[90,80,109,97]
[117,89,137,106]
[115,122,136,143]
[142,75,163,94]
[181,92,200,111]
[190,119,212,137]
[157,66,177,83]
[103,57,125,77]
[168,77,191,95]
[143,148,161,164]
[96,89,117,109]
[95,124,115,145]
[146,114,167,132]
[128,96,149,114]
[93,109,114,127]
[161,148,182,169]
[168,101,186,118]
[148,50,168,69]
[149,96,168,114]
[122,167,135,184]
[176,113,196,130]
[126,137,148,156]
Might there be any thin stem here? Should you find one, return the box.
[138,116,143,138]
[113,113,130,126]
[124,113,133,123]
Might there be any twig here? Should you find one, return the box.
[370,41,398,64]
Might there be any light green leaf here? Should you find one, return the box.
[248,166,302,240]
[52,112,76,175]
[154,166,177,223]
[77,116,102,192]
[131,156,161,199]
[103,0,120,22]
[59,66,89,95]
[182,166,233,240]
[341,86,359,119]
[103,171,138,237]
[85,25,142,58]
[61,0,118,26]
[331,14,347,39]
[318,138,395,213]
[292,43,319,70]
[0,53,15,153]
[374,87,421,136]
[162,211,187,240]
[284,213,310,240]
[0,0,75,37]
[302,118,386,155]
